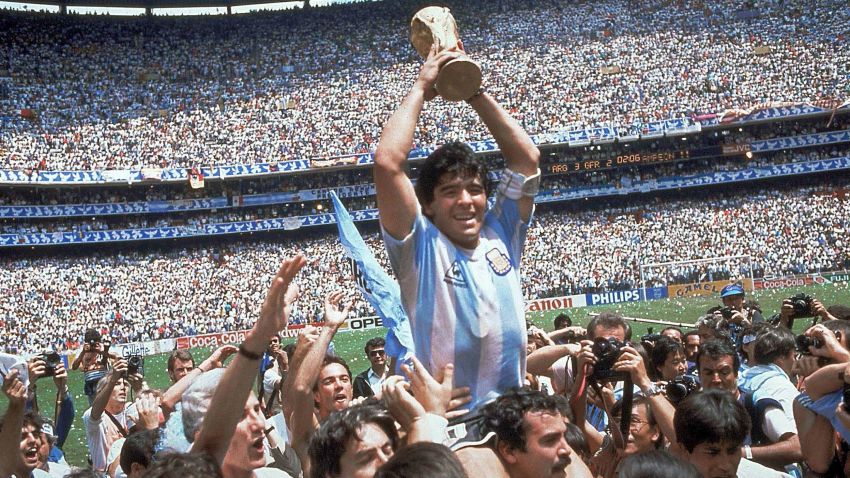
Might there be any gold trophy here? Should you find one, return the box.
[410,6,482,102]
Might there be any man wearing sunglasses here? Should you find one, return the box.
[354,337,389,399]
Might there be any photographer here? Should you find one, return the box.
[83,359,134,473]
[777,294,837,329]
[649,337,688,382]
[72,328,119,405]
[793,325,850,475]
[570,340,676,477]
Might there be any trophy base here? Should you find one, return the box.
[436,58,482,102]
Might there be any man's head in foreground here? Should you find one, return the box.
[674,389,750,478]
[483,387,573,478]
[309,401,399,478]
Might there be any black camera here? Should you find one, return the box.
[640,327,663,345]
[666,374,699,405]
[795,334,823,354]
[39,352,62,377]
[126,355,144,376]
[787,293,814,318]
[562,329,587,343]
[719,307,736,320]
[590,337,626,380]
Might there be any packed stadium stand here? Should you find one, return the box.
[1,0,849,353]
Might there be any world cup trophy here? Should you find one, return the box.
[410,6,482,102]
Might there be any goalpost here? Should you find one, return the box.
[639,254,756,294]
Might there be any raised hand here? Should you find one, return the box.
[201,344,239,371]
[255,254,307,339]
[1,369,26,406]
[323,290,352,328]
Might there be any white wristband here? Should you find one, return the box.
[497,168,541,200]
[743,445,753,460]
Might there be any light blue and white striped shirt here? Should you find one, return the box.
[383,193,530,410]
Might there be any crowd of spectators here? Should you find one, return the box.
[2,176,848,355]
[1,0,848,171]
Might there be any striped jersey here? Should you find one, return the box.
[383,193,529,410]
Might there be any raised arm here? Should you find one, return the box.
[467,92,541,220]
[285,292,350,466]
[192,255,305,463]
[90,359,127,421]
[1,370,27,478]
[373,46,463,240]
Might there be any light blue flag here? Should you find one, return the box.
[329,191,414,370]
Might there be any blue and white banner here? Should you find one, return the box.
[329,191,413,369]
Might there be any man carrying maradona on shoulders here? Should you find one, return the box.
[372,35,547,475]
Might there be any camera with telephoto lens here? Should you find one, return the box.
[787,293,814,318]
[39,352,62,377]
[795,334,823,354]
[126,354,144,376]
[665,374,699,405]
[590,337,627,381]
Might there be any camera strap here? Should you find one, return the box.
[589,375,632,453]
[104,411,128,438]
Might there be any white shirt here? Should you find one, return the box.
[737,458,793,477]
[83,405,134,472]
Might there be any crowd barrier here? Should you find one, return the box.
[1,105,845,186]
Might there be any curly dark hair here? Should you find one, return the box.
[482,387,569,452]
[415,141,490,208]
[309,400,399,478]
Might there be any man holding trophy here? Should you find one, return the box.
[373,6,542,476]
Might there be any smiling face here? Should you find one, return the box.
[422,173,488,250]
[315,362,353,419]
[366,345,386,370]
[622,402,660,456]
[221,393,267,475]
